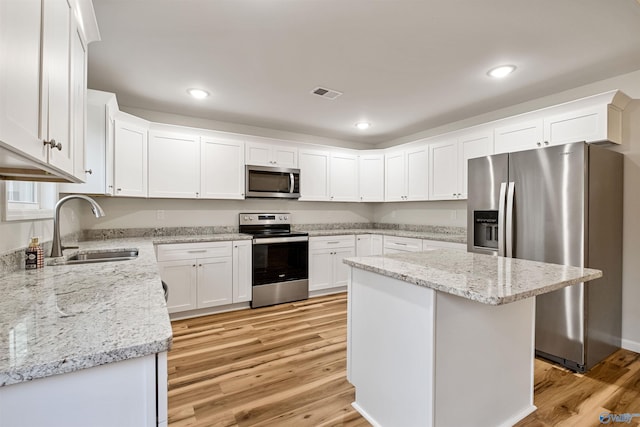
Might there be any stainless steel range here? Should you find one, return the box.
[239,213,309,308]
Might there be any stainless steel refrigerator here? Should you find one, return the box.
[467,142,623,373]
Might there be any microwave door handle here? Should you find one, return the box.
[289,173,294,193]
[497,182,507,257]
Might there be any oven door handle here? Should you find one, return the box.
[253,236,309,245]
[289,173,295,194]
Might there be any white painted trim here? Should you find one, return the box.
[621,339,640,353]
[351,402,383,427]
[309,286,347,298]
[168,301,250,321]
[496,405,538,427]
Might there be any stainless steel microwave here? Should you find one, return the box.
[245,165,300,199]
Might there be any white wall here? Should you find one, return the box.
[79,197,374,230]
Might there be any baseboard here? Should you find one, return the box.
[309,286,347,298]
[351,402,383,427]
[622,338,640,354]
[169,302,250,321]
[496,405,537,427]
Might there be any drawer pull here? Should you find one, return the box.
[187,250,208,253]
[327,241,341,244]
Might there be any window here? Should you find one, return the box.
[2,181,57,221]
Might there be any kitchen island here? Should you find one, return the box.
[344,249,602,427]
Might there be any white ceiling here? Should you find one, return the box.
[88,0,640,145]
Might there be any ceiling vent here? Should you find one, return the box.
[311,87,343,100]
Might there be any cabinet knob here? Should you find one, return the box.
[192,264,196,267]
[85,169,93,175]
[199,264,202,267]
[44,139,62,151]
[117,188,122,192]
[196,192,199,197]
[544,141,549,146]
[536,142,542,147]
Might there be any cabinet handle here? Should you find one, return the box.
[327,241,340,244]
[85,169,93,175]
[117,188,122,192]
[44,139,62,150]
[187,250,207,253]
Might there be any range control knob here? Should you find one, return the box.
[284,215,288,220]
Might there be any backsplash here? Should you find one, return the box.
[83,226,239,240]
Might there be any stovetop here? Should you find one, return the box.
[239,213,307,238]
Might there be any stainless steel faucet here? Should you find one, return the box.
[50,195,106,257]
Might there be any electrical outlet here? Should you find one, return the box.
[156,210,165,220]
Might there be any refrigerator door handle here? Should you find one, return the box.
[498,182,507,257]
[506,182,515,258]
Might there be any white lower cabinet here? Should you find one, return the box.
[0,352,167,427]
[355,234,383,256]
[383,235,423,254]
[309,235,355,292]
[157,240,251,314]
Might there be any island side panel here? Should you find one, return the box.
[434,293,536,427]
[349,268,436,427]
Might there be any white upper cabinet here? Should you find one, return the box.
[60,90,118,195]
[330,152,359,202]
[114,114,148,197]
[358,153,384,202]
[148,130,201,198]
[494,120,544,155]
[0,0,45,163]
[0,0,98,182]
[200,138,245,199]
[245,141,298,168]
[41,0,73,174]
[298,148,330,201]
[458,131,493,199]
[429,139,459,200]
[69,22,87,181]
[493,90,630,155]
[429,130,493,200]
[385,145,429,201]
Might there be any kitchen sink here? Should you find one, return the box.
[53,249,139,265]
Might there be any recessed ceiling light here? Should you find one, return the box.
[187,88,209,99]
[355,122,371,130]
[487,65,517,78]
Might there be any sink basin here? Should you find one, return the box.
[54,249,139,265]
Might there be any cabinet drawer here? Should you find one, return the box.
[310,235,355,250]
[383,236,423,252]
[156,241,232,262]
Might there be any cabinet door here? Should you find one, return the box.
[41,0,73,173]
[332,247,356,288]
[148,131,200,198]
[494,120,543,154]
[356,235,372,256]
[245,142,271,166]
[0,0,46,162]
[70,24,87,181]
[232,240,252,303]
[272,145,298,168]
[114,119,148,197]
[330,152,358,202]
[158,260,197,313]
[385,150,405,201]
[299,149,330,201]
[309,248,333,291]
[197,257,233,308]
[458,131,493,199]
[406,146,429,201]
[429,140,458,201]
[358,154,384,202]
[201,138,244,199]
[371,235,383,255]
[544,106,606,146]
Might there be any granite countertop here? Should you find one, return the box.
[0,228,465,387]
[344,249,602,305]
[304,228,467,244]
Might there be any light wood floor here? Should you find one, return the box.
[168,292,640,427]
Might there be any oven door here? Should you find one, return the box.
[252,236,308,286]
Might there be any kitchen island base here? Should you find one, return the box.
[347,269,536,427]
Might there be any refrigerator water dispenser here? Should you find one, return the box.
[473,210,498,250]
